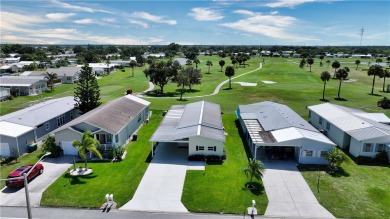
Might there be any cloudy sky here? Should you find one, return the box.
[1,0,389,45]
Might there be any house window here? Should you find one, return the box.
[196,146,204,151]
[304,150,314,157]
[46,122,50,131]
[115,134,119,143]
[208,146,216,151]
[363,143,373,152]
[326,122,330,130]
[320,151,328,158]
[106,134,112,143]
[70,111,74,120]
[376,144,385,152]
[319,117,323,125]
[138,114,141,123]
[67,76,72,80]
[57,114,65,127]
[25,139,28,144]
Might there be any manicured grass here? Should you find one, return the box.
[182,114,268,214]
[40,112,162,207]
[0,150,45,189]
[299,161,390,219]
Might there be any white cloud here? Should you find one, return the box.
[128,19,149,28]
[188,7,223,21]
[1,35,61,44]
[132,11,177,25]
[271,11,279,15]
[46,13,75,21]
[74,19,95,24]
[265,0,335,8]
[222,10,315,41]
[102,18,116,23]
[49,0,112,13]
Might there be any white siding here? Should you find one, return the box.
[189,136,224,156]
[349,137,362,157]
[299,139,333,165]
[55,128,82,155]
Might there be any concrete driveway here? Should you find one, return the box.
[0,156,74,207]
[262,160,335,218]
[120,143,189,213]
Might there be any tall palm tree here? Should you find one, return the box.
[206,60,213,73]
[130,60,137,77]
[319,55,324,67]
[232,58,238,68]
[45,72,58,91]
[379,70,390,92]
[219,59,225,72]
[225,66,235,89]
[355,60,361,70]
[335,68,349,99]
[307,57,314,72]
[320,71,331,100]
[331,60,341,78]
[193,58,200,69]
[368,64,384,95]
[244,158,265,188]
[326,60,331,68]
[72,130,102,169]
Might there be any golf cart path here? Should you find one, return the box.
[137,63,262,99]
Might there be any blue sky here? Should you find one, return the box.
[1,0,389,45]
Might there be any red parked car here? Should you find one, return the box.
[6,164,44,187]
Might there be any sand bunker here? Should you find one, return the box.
[262,80,277,84]
[234,82,257,86]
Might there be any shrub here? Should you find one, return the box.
[377,97,390,109]
[188,154,205,161]
[374,152,389,164]
[126,89,133,95]
[114,146,125,162]
[42,135,63,157]
[356,156,373,165]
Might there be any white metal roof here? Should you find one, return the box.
[271,127,302,142]
[0,121,34,138]
[124,94,150,106]
[353,113,390,124]
[308,103,372,131]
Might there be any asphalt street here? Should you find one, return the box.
[0,206,271,219]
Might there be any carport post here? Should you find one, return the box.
[151,142,154,158]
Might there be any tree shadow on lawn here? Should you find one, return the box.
[298,164,350,178]
[367,93,382,97]
[145,90,178,97]
[319,99,330,102]
[242,182,265,196]
[64,173,98,186]
[334,97,347,101]
[234,119,254,159]
[174,88,200,93]
[223,87,232,90]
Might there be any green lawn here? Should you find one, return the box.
[299,161,390,219]
[40,113,162,207]
[182,114,268,214]
[2,56,390,217]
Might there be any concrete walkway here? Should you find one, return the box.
[262,160,335,218]
[0,156,74,207]
[120,143,192,213]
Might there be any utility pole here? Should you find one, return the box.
[360,28,364,46]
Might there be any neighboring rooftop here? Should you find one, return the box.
[58,95,150,134]
[0,96,76,127]
[46,67,81,77]
[150,101,225,142]
[309,103,390,141]
[0,121,35,138]
[0,76,46,86]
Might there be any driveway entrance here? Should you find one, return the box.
[120,143,190,213]
[262,160,335,218]
[0,156,74,207]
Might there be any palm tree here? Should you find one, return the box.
[376,58,382,64]
[299,59,306,68]
[232,58,238,68]
[130,60,137,77]
[355,60,361,70]
[219,59,225,72]
[45,72,58,91]
[368,64,384,95]
[193,58,200,69]
[335,68,349,99]
[186,59,193,66]
[379,70,390,92]
[72,130,102,169]
[307,57,314,72]
[244,158,265,188]
[225,66,235,89]
[326,60,331,67]
[319,55,324,66]
[331,60,341,78]
[206,60,213,73]
[320,71,331,100]
[386,56,390,64]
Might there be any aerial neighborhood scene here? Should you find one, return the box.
[1,0,390,218]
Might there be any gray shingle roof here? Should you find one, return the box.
[0,76,46,86]
[150,101,225,142]
[56,95,150,134]
[46,67,81,77]
[0,97,76,127]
